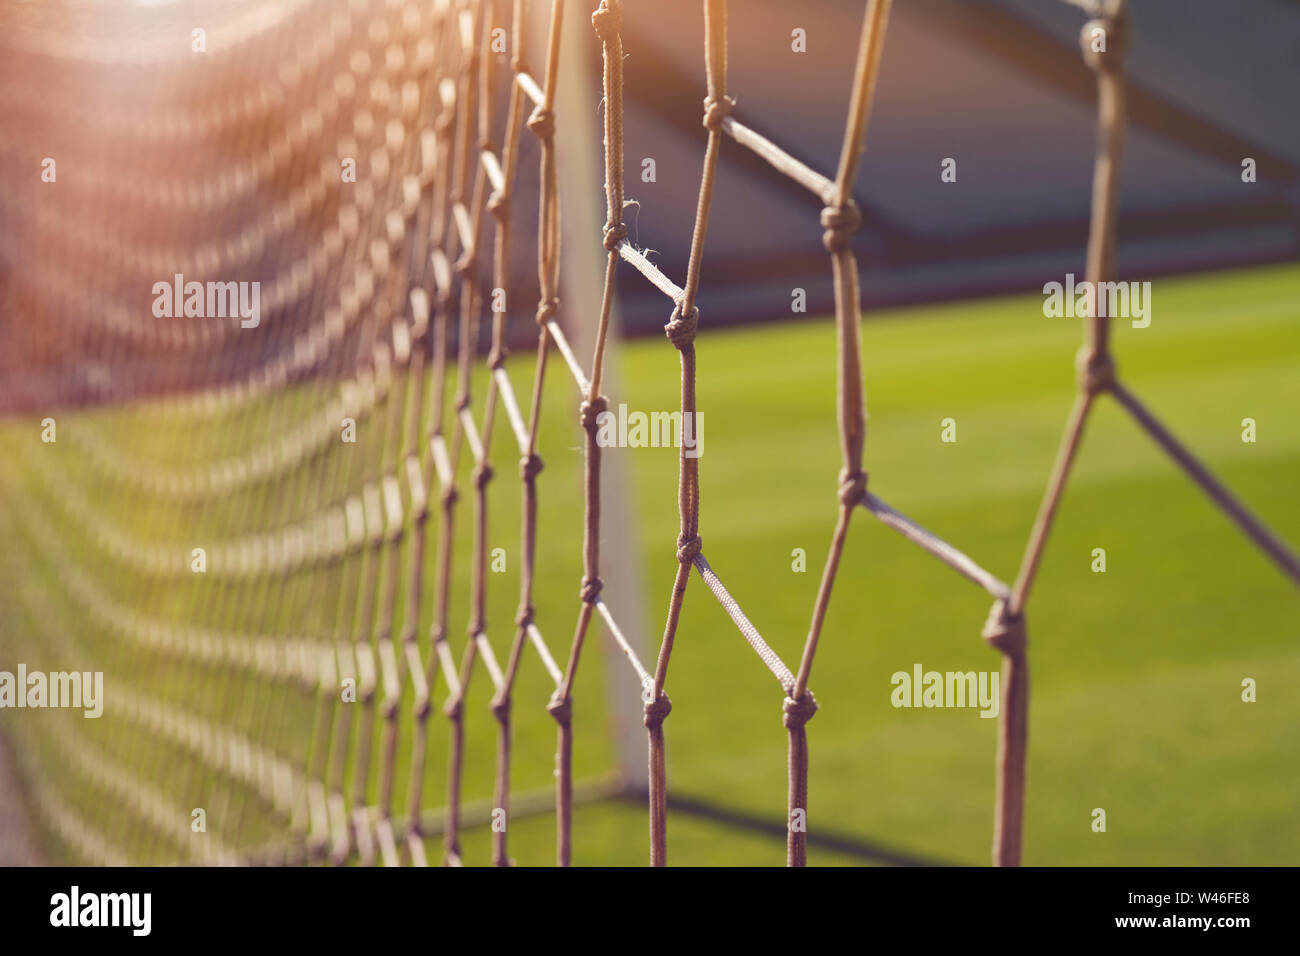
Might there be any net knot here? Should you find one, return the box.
[535,297,560,326]
[454,391,471,412]
[591,2,622,44]
[546,693,572,726]
[981,599,1027,657]
[487,346,507,371]
[675,533,702,565]
[783,691,819,730]
[490,694,510,723]
[1080,12,1129,74]
[440,486,459,509]
[602,220,628,252]
[701,94,736,133]
[525,106,555,141]
[514,604,535,629]
[1075,345,1116,395]
[487,190,509,220]
[820,201,862,253]
[413,689,432,721]
[643,692,672,730]
[664,302,699,350]
[579,575,603,604]
[443,694,465,721]
[519,453,544,481]
[837,468,868,507]
[472,462,494,490]
[579,395,609,433]
[454,253,476,277]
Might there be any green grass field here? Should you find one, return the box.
[3,262,1298,866]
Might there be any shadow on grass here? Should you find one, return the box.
[614,788,955,867]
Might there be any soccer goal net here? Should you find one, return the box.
[0,0,1295,868]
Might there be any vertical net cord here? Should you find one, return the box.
[405,34,461,865]
[409,0,480,867]
[545,0,625,867]
[455,0,507,869]
[443,2,490,869]
[645,0,730,868]
[326,241,392,865]
[479,0,528,870]
[369,48,441,862]
[523,0,575,869]
[993,0,1135,867]
[375,30,440,861]
[358,64,440,866]
[309,272,383,863]
[351,189,420,864]
[365,213,423,867]
[494,0,566,868]
[779,0,891,867]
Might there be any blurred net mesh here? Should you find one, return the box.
[1,0,1297,868]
